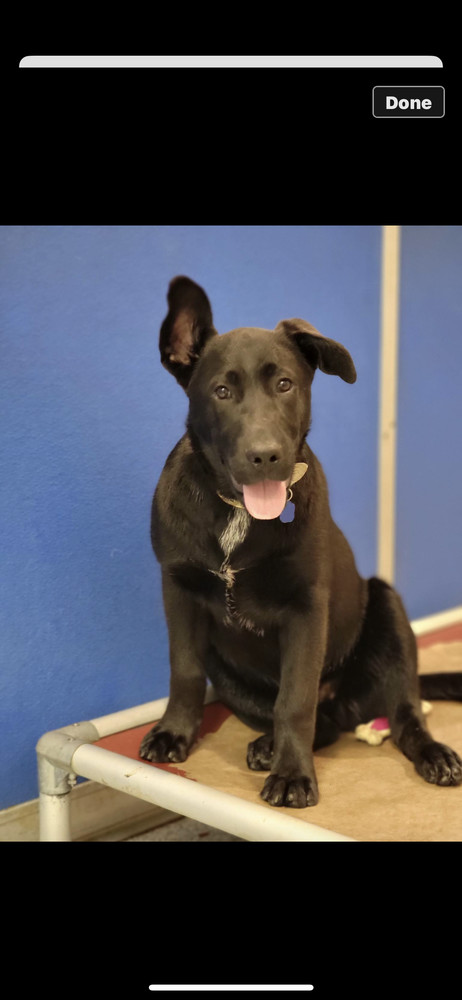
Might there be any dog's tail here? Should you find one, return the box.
[419,673,462,701]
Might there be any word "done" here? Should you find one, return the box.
[386,95,432,109]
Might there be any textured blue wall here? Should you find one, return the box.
[0,225,380,808]
[396,226,462,618]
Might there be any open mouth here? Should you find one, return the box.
[230,474,289,520]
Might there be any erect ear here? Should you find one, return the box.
[275,318,357,384]
[159,276,218,389]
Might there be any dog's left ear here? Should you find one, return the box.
[159,276,218,389]
[275,318,357,384]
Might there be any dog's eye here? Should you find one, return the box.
[215,385,231,399]
[277,378,293,392]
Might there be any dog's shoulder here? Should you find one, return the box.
[151,433,224,566]
[153,433,199,519]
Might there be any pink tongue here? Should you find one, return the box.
[242,480,287,519]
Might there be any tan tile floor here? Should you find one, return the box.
[126,817,244,842]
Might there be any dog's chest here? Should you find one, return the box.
[218,507,251,565]
[209,507,266,635]
[170,506,298,633]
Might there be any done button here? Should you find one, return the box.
[373,86,445,118]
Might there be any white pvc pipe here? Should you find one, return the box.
[89,686,217,739]
[377,225,400,585]
[89,697,171,739]
[39,792,71,842]
[411,605,462,636]
[71,743,354,842]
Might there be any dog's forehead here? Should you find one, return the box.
[204,326,295,370]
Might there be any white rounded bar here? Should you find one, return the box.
[71,743,354,842]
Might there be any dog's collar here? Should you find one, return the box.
[217,462,308,510]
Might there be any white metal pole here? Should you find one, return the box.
[89,697,171,739]
[377,224,401,584]
[39,791,72,842]
[71,743,354,842]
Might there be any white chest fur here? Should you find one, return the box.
[219,507,251,560]
[213,508,264,635]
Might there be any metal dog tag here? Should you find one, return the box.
[280,499,295,523]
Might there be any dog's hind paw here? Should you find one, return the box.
[415,742,462,787]
[139,727,189,764]
[260,773,319,808]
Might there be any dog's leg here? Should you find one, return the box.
[260,591,328,807]
[139,572,208,764]
[369,578,462,786]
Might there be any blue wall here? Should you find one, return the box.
[1,224,380,808]
[396,226,462,618]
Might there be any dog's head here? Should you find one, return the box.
[159,276,356,519]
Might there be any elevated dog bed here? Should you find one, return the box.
[37,630,462,842]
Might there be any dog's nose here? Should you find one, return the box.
[245,446,281,469]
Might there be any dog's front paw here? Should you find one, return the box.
[139,727,189,764]
[260,772,319,808]
[415,742,462,786]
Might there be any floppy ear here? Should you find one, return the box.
[275,318,357,384]
[159,276,218,389]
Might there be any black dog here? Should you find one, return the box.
[140,276,462,808]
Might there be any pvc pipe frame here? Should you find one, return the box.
[39,791,72,842]
[37,689,354,843]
